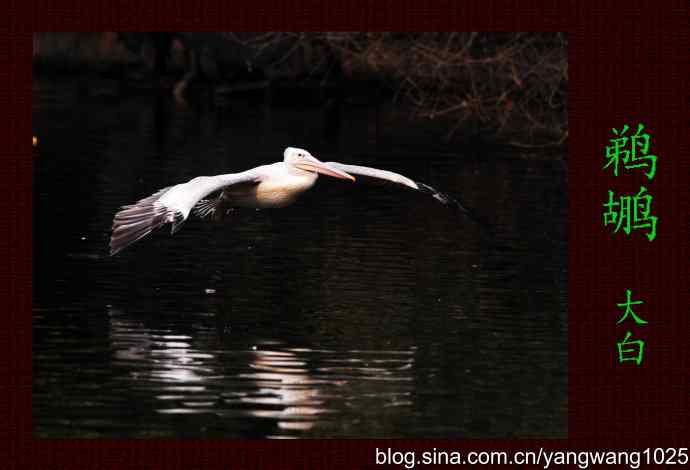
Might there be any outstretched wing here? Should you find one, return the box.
[110,170,262,256]
[325,162,474,217]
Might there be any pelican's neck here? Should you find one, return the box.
[287,163,318,185]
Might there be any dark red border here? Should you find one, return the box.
[7,1,690,468]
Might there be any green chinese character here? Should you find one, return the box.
[602,186,657,241]
[604,123,657,180]
[604,125,629,177]
[616,289,647,325]
[627,123,657,180]
[617,331,645,365]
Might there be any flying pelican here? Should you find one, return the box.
[110,147,473,255]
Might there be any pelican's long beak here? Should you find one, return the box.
[296,156,356,181]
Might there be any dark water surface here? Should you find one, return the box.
[33,78,567,438]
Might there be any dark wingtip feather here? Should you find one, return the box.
[415,181,492,230]
[416,182,465,211]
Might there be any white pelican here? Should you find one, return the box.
[110,147,471,255]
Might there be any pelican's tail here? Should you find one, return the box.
[110,187,185,256]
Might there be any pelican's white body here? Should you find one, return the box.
[225,162,318,209]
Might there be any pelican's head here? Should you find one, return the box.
[284,147,355,181]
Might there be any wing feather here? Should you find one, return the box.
[325,163,419,190]
[110,170,262,255]
[326,161,481,223]
[192,198,221,220]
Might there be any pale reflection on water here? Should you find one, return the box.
[33,78,566,438]
[101,308,416,437]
